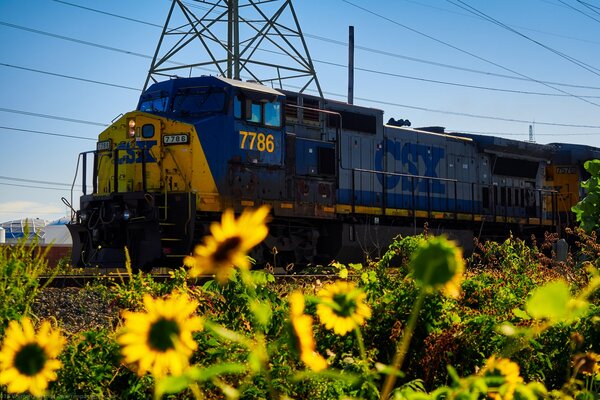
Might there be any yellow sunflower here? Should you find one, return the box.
[0,317,64,397]
[480,355,523,400]
[316,281,371,336]
[118,293,204,378]
[289,291,327,371]
[184,206,270,283]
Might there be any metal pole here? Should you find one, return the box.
[227,1,233,78]
[233,0,240,80]
[348,25,354,104]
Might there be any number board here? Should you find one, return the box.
[96,140,112,151]
[163,134,189,145]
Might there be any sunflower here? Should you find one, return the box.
[288,291,327,371]
[480,355,523,400]
[184,206,270,283]
[118,293,204,378]
[0,317,64,397]
[316,281,371,336]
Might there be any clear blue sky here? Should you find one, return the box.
[1,0,600,223]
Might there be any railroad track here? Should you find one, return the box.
[39,268,338,288]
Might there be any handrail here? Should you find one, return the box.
[348,167,559,225]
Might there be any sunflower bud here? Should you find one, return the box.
[410,236,465,298]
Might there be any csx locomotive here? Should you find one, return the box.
[67,75,600,270]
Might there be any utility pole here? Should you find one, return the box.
[348,26,354,104]
[143,0,322,97]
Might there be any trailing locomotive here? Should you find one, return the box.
[67,75,599,270]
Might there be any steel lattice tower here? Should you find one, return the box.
[143,0,322,97]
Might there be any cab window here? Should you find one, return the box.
[264,101,281,127]
[139,95,169,113]
[234,94,281,128]
[172,86,226,118]
[248,102,262,124]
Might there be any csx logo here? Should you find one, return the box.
[116,141,157,164]
[375,139,445,194]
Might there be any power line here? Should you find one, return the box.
[558,0,600,23]
[0,63,140,91]
[448,128,600,136]
[0,21,153,61]
[0,108,107,127]
[350,94,600,128]
[6,18,600,105]
[317,59,600,98]
[52,0,164,28]
[0,126,96,141]
[448,0,600,77]
[3,7,599,131]
[0,182,71,192]
[51,0,600,91]
[342,0,600,109]
[0,175,72,187]
[4,19,600,101]
[305,33,600,91]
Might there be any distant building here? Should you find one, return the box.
[0,217,72,245]
[0,218,47,244]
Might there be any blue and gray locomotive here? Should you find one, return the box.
[67,75,599,270]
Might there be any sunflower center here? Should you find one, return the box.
[14,343,47,376]
[148,318,180,352]
[333,294,356,317]
[212,236,242,263]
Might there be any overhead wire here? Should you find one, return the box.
[448,0,600,76]
[0,2,598,133]
[51,0,600,91]
[0,175,72,188]
[0,126,95,141]
[0,63,139,91]
[558,0,600,23]
[342,0,600,109]
[0,108,107,127]
[0,182,71,191]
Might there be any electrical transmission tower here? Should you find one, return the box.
[143,0,323,97]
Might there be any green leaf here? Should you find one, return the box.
[250,299,272,327]
[186,363,247,382]
[525,281,588,322]
[526,281,570,321]
[512,307,531,320]
[349,262,363,271]
[339,268,349,279]
[155,375,192,397]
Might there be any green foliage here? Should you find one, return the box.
[55,328,153,398]
[573,159,600,233]
[0,233,55,332]
[2,225,600,399]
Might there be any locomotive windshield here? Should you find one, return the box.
[139,91,169,113]
[172,86,226,118]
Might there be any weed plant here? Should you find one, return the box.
[1,211,599,399]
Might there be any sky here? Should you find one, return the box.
[1,0,600,223]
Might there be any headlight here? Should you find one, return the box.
[128,119,136,137]
[123,209,131,221]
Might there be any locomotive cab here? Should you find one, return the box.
[68,76,285,270]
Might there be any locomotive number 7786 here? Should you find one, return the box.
[239,130,275,153]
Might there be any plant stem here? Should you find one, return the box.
[380,287,426,399]
[355,326,368,367]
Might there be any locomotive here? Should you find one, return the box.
[67,75,600,270]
